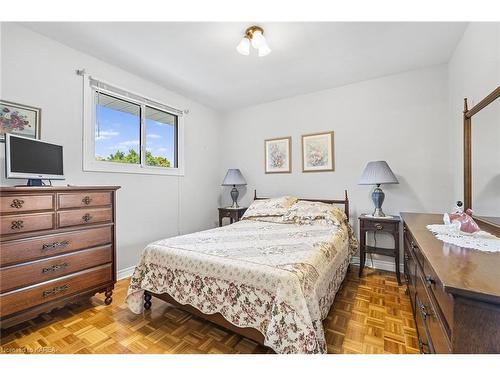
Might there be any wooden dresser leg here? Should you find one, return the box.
[144,291,152,310]
[104,287,113,305]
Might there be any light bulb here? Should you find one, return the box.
[236,37,250,55]
[251,30,266,49]
[258,43,271,57]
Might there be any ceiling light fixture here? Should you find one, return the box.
[237,26,271,57]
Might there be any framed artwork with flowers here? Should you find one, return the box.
[264,136,291,173]
[0,100,41,142]
[301,131,334,172]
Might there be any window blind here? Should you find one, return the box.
[89,77,183,116]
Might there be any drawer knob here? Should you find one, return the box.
[418,338,430,354]
[11,220,24,230]
[374,223,383,230]
[82,213,92,223]
[418,301,432,319]
[10,199,25,209]
[42,284,70,298]
[82,196,92,205]
[42,240,70,251]
[42,263,69,274]
[425,275,435,287]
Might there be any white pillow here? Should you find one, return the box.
[283,200,347,225]
[242,196,298,220]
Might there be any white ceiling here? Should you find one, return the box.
[22,22,467,111]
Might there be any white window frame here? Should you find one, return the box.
[83,75,185,176]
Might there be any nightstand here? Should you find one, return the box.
[358,214,401,284]
[218,207,247,227]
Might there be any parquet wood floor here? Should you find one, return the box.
[0,266,420,354]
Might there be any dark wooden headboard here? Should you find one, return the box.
[253,189,350,218]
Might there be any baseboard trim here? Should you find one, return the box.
[351,256,403,273]
[117,265,135,280]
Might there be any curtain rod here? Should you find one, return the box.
[76,68,189,115]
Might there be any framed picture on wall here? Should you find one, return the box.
[301,131,334,172]
[264,136,292,173]
[0,100,41,142]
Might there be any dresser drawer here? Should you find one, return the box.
[58,207,113,228]
[423,264,454,334]
[404,247,417,314]
[404,230,425,272]
[0,264,112,318]
[1,213,55,235]
[58,192,112,209]
[0,245,112,293]
[0,226,112,266]
[416,268,451,354]
[0,194,54,214]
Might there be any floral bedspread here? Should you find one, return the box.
[126,219,358,354]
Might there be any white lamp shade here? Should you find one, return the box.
[222,169,247,186]
[258,43,271,57]
[359,161,399,185]
[236,37,250,55]
[251,30,266,49]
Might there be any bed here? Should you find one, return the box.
[126,191,358,353]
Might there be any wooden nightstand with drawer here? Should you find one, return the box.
[359,214,401,284]
[218,207,247,227]
[0,186,120,329]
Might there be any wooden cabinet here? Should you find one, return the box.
[402,212,500,353]
[218,207,247,227]
[358,215,401,284]
[0,186,119,328]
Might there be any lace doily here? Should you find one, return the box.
[427,224,500,252]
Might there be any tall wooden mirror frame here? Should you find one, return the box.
[463,85,500,231]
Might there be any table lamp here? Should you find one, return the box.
[222,169,247,208]
[359,161,399,217]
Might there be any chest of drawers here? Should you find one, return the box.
[0,186,120,328]
[402,212,500,353]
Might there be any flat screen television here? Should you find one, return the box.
[5,134,64,186]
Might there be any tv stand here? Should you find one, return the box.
[27,179,43,186]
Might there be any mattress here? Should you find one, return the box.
[126,218,358,353]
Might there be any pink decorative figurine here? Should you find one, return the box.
[444,207,480,234]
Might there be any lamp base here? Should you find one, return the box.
[371,208,386,218]
[230,186,239,208]
[371,185,386,217]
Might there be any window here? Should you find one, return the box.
[144,106,178,168]
[83,76,184,175]
[95,93,141,165]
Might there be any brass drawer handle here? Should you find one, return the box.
[82,196,92,205]
[42,284,70,298]
[82,213,92,223]
[374,223,383,230]
[42,240,70,251]
[418,301,432,319]
[42,263,69,274]
[418,338,430,354]
[425,275,435,287]
[11,220,24,230]
[10,199,25,209]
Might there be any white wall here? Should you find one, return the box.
[2,22,498,275]
[448,23,500,217]
[221,65,453,263]
[221,65,453,214]
[0,23,223,271]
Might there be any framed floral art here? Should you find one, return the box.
[0,100,41,142]
[301,131,334,172]
[264,136,291,173]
